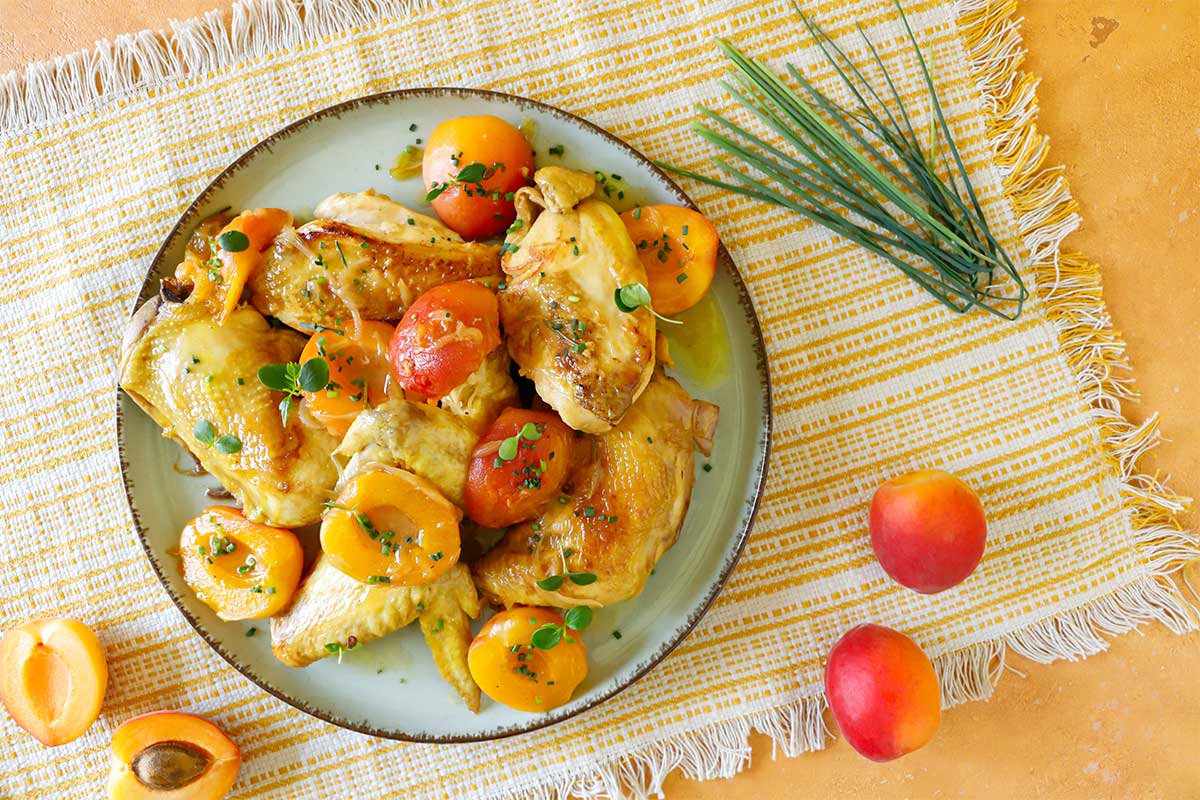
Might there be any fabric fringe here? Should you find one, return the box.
[2,0,1196,797]
[0,0,434,134]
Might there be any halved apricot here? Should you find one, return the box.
[321,467,462,586]
[179,507,303,620]
[216,208,293,324]
[467,607,588,712]
[619,205,719,314]
[298,320,397,436]
[107,711,240,799]
[0,618,108,746]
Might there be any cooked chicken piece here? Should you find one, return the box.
[499,167,656,433]
[270,557,481,711]
[333,399,478,507]
[438,346,519,434]
[472,371,718,608]
[119,294,339,527]
[248,191,501,329]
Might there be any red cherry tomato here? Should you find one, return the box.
[422,116,534,240]
[465,409,574,528]
[387,281,501,400]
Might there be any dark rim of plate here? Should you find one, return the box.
[116,86,773,744]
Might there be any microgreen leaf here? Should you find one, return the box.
[257,363,293,392]
[214,435,242,454]
[530,624,563,650]
[519,422,543,441]
[564,606,593,631]
[278,395,293,425]
[614,282,653,313]
[497,435,520,461]
[217,230,249,253]
[455,162,489,183]
[425,183,448,202]
[298,358,330,393]
[193,420,216,446]
[567,572,597,586]
[536,574,565,591]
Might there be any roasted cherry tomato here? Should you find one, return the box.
[299,320,396,436]
[468,607,588,712]
[387,281,501,400]
[422,116,534,239]
[619,205,719,314]
[321,468,461,586]
[464,409,574,528]
[179,507,304,620]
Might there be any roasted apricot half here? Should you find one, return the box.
[321,467,461,586]
[179,507,303,620]
[467,607,588,712]
[298,320,397,436]
[107,711,240,799]
[0,618,108,746]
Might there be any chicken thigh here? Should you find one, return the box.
[119,293,339,527]
[471,370,718,608]
[499,167,655,433]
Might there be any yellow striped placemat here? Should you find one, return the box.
[0,0,1195,797]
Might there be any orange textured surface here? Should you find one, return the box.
[1,0,1196,797]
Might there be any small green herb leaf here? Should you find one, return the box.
[455,162,488,183]
[536,574,564,591]
[298,358,330,393]
[278,395,294,425]
[614,282,653,313]
[564,606,593,631]
[193,420,216,446]
[497,436,520,461]
[519,422,543,441]
[257,363,293,392]
[530,624,563,650]
[217,230,250,253]
[214,435,242,454]
[567,572,597,586]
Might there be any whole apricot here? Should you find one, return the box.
[869,469,987,594]
[824,624,941,762]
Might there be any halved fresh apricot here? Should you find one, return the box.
[321,467,461,586]
[619,205,719,314]
[467,607,588,712]
[179,507,303,620]
[0,618,108,746]
[107,711,240,799]
[216,208,293,324]
[298,320,397,436]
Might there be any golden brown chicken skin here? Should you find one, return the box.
[499,167,656,433]
[471,370,718,608]
[247,191,500,329]
[119,295,339,527]
[270,557,481,711]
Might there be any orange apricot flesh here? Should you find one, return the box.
[321,467,461,586]
[298,320,397,436]
[467,607,588,712]
[179,507,304,620]
[619,205,719,315]
[0,618,108,746]
[216,208,292,324]
[107,711,240,800]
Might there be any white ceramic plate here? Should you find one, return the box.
[119,88,771,742]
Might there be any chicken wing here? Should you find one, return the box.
[471,370,718,608]
[499,167,656,433]
[270,557,481,711]
[248,191,501,329]
[119,293,339,527]
[332,398,478,508]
